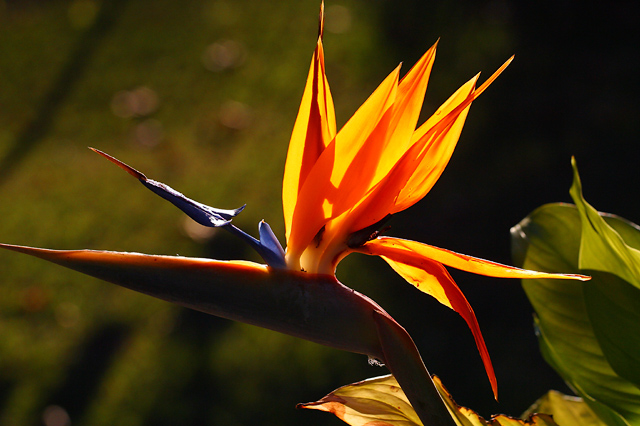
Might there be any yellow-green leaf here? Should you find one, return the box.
[299,375,423,426]
[299,375,559,426]
[523,390,607,426]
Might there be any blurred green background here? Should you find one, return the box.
[0,1,637,425]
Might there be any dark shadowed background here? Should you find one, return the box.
[1,1,638,425]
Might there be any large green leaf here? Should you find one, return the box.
[569,159,640,290]
[299,374,559,426]
[511,161,640,426]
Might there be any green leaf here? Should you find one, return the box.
[511,161,640,426]
[569,158,640,290]
[299,375,560,426]
[523,390,606,426]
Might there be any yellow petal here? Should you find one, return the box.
[288,46,440,264]
[325,56,513,241]
[330,71,476,236]
[283,38,336,244]
[366,237,590,280]
[356,238,498,398]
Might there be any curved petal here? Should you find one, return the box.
[366,237,590,281]
[356,240,497,399]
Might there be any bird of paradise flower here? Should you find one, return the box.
[0,6,588,426]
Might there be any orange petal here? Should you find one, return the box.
[366,237,590,280]
[374,42,438,181]
[286,65,400,263]
[328,45,438,226]
[330,56,513,239]
[283,38,336,244]
[355,238,497,398]
[393,76,477,212]
[393,57,514,213]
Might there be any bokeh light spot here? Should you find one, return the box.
[110,87,160,118]
[132,119,164,148]
[202,40,246,72]
[218,100,253,130]
[42,405,71,426]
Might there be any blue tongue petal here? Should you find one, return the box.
[90,148,244,227]
[139,179,244,227]
[90,148,286,269]
[258,220,286,268]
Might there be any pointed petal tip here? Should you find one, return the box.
[0,242,22,252]
[0,242,56,257]
[89,147,147,181]
[573,273,592,281]
[235,204,247,216]
[318,0,325,40]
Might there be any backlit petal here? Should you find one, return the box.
[393,57,514,213]
[286,65,400,264]
[325,46,437,229]
[355,238,497,398]
[372,43,438,186]
[283,37,336,244]
[366,237,590,280]
[287,46,440,267]
[392,77,476,212]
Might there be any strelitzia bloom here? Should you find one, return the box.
[1,7,588,426]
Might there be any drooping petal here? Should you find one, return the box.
[366,237,590,281]
[355,238,497,398]
[283,36,336,244]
